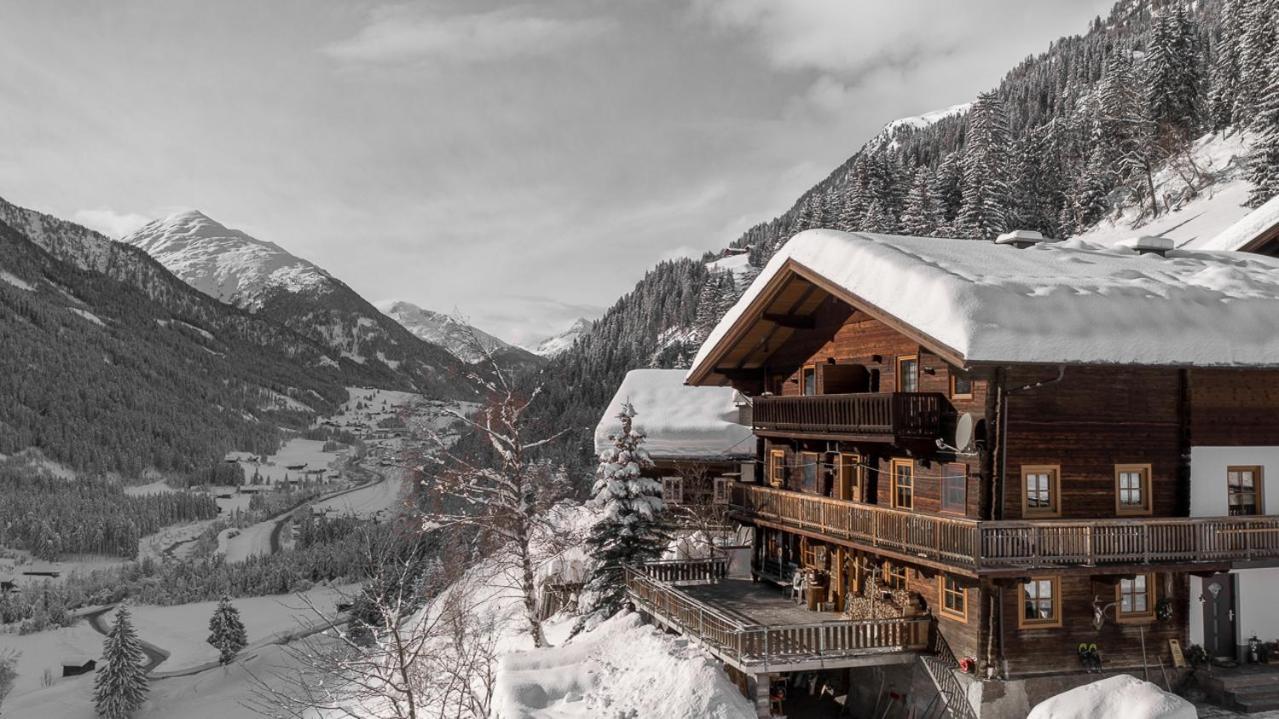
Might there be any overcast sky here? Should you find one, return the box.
[0,0,1112,346]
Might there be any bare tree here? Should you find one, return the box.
[665,461,734,559]
[246,525,498,719]
[413,319,573,649]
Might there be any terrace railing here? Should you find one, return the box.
[751,392,945,439]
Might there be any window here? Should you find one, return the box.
[800,452,820,493]
[950,369,974,399]
[1022,465,1061,517]
[940,575,968,621]
[891,459,914,509]
[1116,573,1156,623]
[838,453,863,502]
[941,463,967,515]
[882,561,907,590]
[802,365,817,396]
[1019,576,1062,628]
[662,477,683,504]
[1228,466,1264,516]
[897,356,919,393]
[769,449,786,487]
[712,477,730,505]
[1115,464,1152,515]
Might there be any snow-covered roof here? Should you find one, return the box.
[594,369,753,461]
[1191,193,1279,253]
[689,229,1279,378]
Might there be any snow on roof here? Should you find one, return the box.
[595,369,753,460]
[1192,192,1279,252]
[690,229,1279,374]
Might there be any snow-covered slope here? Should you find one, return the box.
[123,210,473,398]
[377,300,514,363]
[530,317,592,357]
[125,210,331,310]
[863,102,972,152]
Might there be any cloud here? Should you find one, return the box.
[72,208,150,238]
[325,5,613,66]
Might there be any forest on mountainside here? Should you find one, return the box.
[530,0,1279,478]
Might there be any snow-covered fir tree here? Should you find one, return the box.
[207,596,248,665]
[1209,0,1245,130]
[577,402,670,626]
[899,167,938,236]
[958,91,1012,238]
[1238,0,1277,126]
[1247,43,1279,206]
[94,606,149,719]
[1146,6,1201,147]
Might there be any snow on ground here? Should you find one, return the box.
[2,619,106,698]
[865,101,972,151]
[693,229,1279,372]
[1076,131,1255,250]
[706,252,760,289]
[0,551,133,590]
[595,369,754,460]
[67,307,105,326]
[1195,191,1279,252]
[0,268,34,291]
[227,438,343,486]
[217,515,278,563]
[1027,675,1195,719]
[311,468,404,519]
[494,612,753,719]
[528,318,592,357]
[123,479,177,496]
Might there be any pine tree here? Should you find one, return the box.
[1209,0,1245,130]
[1247,43,1279,206]
[1146,7,1202,147]
[958,91,1012,239]
[578,403,670,624]
[206,596,248,665]
[1238,0,1277,126]
[94,606,149,719]
[899,167,939,236]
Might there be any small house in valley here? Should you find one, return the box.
[621,228,1279,718]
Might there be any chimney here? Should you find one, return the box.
[994,230,1048,249]
[1119,235,1174,257]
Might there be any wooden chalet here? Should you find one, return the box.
[624,229,1279,718]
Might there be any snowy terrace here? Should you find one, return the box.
[624,557,929,674]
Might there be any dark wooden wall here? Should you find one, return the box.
[1189,369,1279,446]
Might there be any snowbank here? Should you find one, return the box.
[1027,675,1195,719]
[1195,192,1279,252]
[493,612,754,719]
[691,229,1279,373]
[595,369,754,460]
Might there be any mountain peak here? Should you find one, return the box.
[377,300,518,363]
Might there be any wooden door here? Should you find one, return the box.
[1203,573,1237,660]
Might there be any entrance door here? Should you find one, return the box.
[1203,573,1237,660]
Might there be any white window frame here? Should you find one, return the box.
[662,476,684,504]
[712,477,730,505]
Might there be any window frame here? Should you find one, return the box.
[1018,576,1063,629]
[1114,463,1153,516]
[1228,465,1265,516]
[939,574,968,622]
[1115,572,1157,624]
[890,458,914,510]
[837,452,862,502]
[896,355,919,393]
[1021,464,1061,518]
[882,561,907,590]
[941,462,968,515]
[949,368,974,399]
[769,449,786,488]
[662,476,684,505]
[712,476,730,505]
[799,451,820,493]
[801,364,818,396]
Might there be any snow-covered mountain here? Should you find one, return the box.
[123,211,473,398]
[125,210,331,310]
[530,317,592,357]
[376,300,526,364]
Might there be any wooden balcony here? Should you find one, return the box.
[731,483,1279,576]
[624,559,929,673]
[751,392,945,441]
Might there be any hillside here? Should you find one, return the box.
[532,0,1279,472]
[528,317,593,358]
[376,300,541,369]
[0,216,344,475]
[122,211,473,399]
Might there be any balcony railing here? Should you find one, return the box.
[624,560,930,671]
[731,483,1279,573]
[751,392,944,439]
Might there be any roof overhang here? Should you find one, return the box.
[686,257,965,386]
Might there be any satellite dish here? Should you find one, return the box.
[953,413,975,453]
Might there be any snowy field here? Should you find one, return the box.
[312,468,405,518]
[226,437,344,486]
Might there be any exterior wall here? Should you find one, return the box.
[1001,366,1185,520]
[1189,369,1279,446]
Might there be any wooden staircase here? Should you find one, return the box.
[1202,667,1279,713]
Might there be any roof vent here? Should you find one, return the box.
[994,230,1047,249]
[1118,235,1174,257]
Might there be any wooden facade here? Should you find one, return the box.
[685,267,1279,680]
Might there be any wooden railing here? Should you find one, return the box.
[732,483,1279,572]
[624,561,930,670]
[752,392,945,438]
[635,556,728,584]
[731,483,981,568]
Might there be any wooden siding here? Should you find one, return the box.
[1189,369,1279,446]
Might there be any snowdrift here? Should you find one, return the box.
[1027,675,1195,719]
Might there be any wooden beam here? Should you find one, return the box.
[762,312,816,329]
